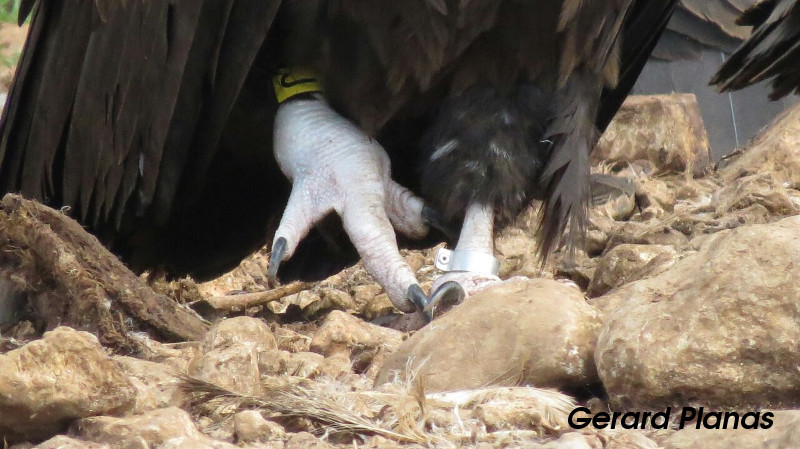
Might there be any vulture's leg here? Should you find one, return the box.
[269,97,463,319]
[431,203,526,299]
[431,203,502,296]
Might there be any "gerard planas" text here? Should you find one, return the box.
[568,406,774,430]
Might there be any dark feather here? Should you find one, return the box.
[18,0,35,26]
[589,173,636,205]
[597,0,679,132]
[712,0,800,99]
[0,0,282,279]
[419,85,552,224]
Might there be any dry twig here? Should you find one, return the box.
[190,281,313,313]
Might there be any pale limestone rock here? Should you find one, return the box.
[114,356,183,413]
[258,349,350,379]
[711,172,797,217]
[317,352,352,378]
[718,102,800,187]
[0,327,136,443]
[304,288,356,317]
[73,407,237,448]
[189,343,262,396]
[661,410,800,449]
[188,317,276,395]
[285,352,325,378]
[352,284,383,307]
[638,177,676,212]
[258,349,293,375]
[375,279,602,393]
[310,310,403,359]
[637,177,677,220]
[274,327,312,353]
[595,217,800,409]
[234,410,285,443]
[200,316,277,354]
[586,229,609,257]
[587,244,677,297]
[595,94,712,176]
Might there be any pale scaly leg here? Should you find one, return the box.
[268,97,463,320]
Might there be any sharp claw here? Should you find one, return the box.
[421,205,458,243]
[268,237,287,286]
[406,284,430,320]
[426,281,465,316]
[406,281,466,323]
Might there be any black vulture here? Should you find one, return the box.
[0,1,679,320]
[713,0,800,99]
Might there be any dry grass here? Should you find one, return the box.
[181,375,429,444]
[181,367,577,446]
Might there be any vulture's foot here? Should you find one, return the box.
[270,97,460,317]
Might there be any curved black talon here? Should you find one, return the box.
[421,206,458,244]
[267,237,287,287]
[406,281,465,322]
[407,285,429,318]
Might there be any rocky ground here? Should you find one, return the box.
[2,24,800,449]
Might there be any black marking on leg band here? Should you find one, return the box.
[272,68,323,103]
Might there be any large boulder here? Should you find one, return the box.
[718,102,800,186]
[0,327,136,443]
[594,216,800,409]
[594,94,712,176]
[375,279,602,393]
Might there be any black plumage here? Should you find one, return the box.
[0,0,679,284]
[713,0,800,99]
[419,85,552,225]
